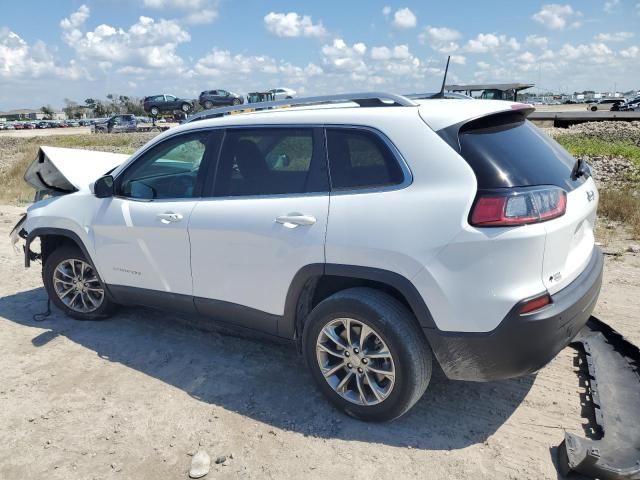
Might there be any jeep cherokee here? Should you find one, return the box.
[11,93,602,421]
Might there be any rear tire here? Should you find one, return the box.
[590,106,597,112]
[303,287,432,421]
[204,100,213,109]
[43,245,115,320]
[232,98,241,105]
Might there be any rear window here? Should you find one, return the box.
[326,128,404,190]
[457,112,586,190]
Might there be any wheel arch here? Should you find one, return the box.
[281,264,436,349]
[25,227,95,270]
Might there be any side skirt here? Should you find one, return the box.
[106,285,281,338]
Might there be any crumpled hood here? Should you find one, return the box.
[24,146,129,193]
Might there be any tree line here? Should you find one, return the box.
[40,94,147,120]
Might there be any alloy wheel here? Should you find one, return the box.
[53,259,104,313]
[316,318,396,406]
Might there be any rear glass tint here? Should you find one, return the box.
[457,112,586,190]
[326,128,404,190]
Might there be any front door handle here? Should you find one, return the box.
[157,212,183,224]
[275,213,317,228]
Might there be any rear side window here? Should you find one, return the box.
[458,113,586,190]
[326,128,404,190]
[214,128,326,196]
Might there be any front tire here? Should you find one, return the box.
[204,100,213,109]
[150,106,159,116]
[181,103,191,113]
[43,245,115,320]
[303,287,432,421]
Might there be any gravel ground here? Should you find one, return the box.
[0,204,639,479]
[543,121,640,188]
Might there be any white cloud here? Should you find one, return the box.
[465,33,500,53]
[604,0,620,13]
[558,42,614,62]
[264,12,327,38]
[594,32,634,42]
[382,6,392,17]
[194,48,277,76]
[369,44,422,77]
[321,38,368,73]
[370,45,411,60]
[532,4,578,30]
[0,28,84,80]
[142,0,219,24]
[65,16,191,70]
[450,55,466,65]
[520,51,537,64]
[391,8,417,29]
[60,4,89,30]
[464,33,520,53]
[620,46,639,58]
[419,26,461,53]
[525,35,549,49]
[477,61,491,70]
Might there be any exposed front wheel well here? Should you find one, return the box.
[33,234,79,266]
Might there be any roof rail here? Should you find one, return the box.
[186,92,417,123]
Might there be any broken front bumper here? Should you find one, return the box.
[558,317,640,479]
[9,213,27,254]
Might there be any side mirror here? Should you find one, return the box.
[93,175,114,198]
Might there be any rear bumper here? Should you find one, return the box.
[425,246,604,381]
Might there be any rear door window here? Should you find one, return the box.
[457,112,586,190]
[213,128,328,196]
[325,128,404,190]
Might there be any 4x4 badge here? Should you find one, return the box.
[586,190,595,202]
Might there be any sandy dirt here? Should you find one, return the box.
[0,204,638,480]
[0,127,93,137]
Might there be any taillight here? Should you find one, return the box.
[470,186,566,227]
[519,293,551,314]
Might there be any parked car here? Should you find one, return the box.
[24,122,36,129]
[618,96,640,111]
[13,122,25,130]
[13,92,602,421]
[143,94,193,116]
[269,87,296,100]
[198,90,243,109]
[587,98,624,111]
[93,114,137,133]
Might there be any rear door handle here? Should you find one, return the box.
[157,212,183,224]
[275,213,317,228]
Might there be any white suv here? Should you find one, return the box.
[12,93,603,421]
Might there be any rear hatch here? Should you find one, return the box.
[429,106,597,295]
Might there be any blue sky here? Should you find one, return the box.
[1,0,639,109]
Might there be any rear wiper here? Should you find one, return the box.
[571,158,590,180]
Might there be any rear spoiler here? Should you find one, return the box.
[434,105,535,153]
